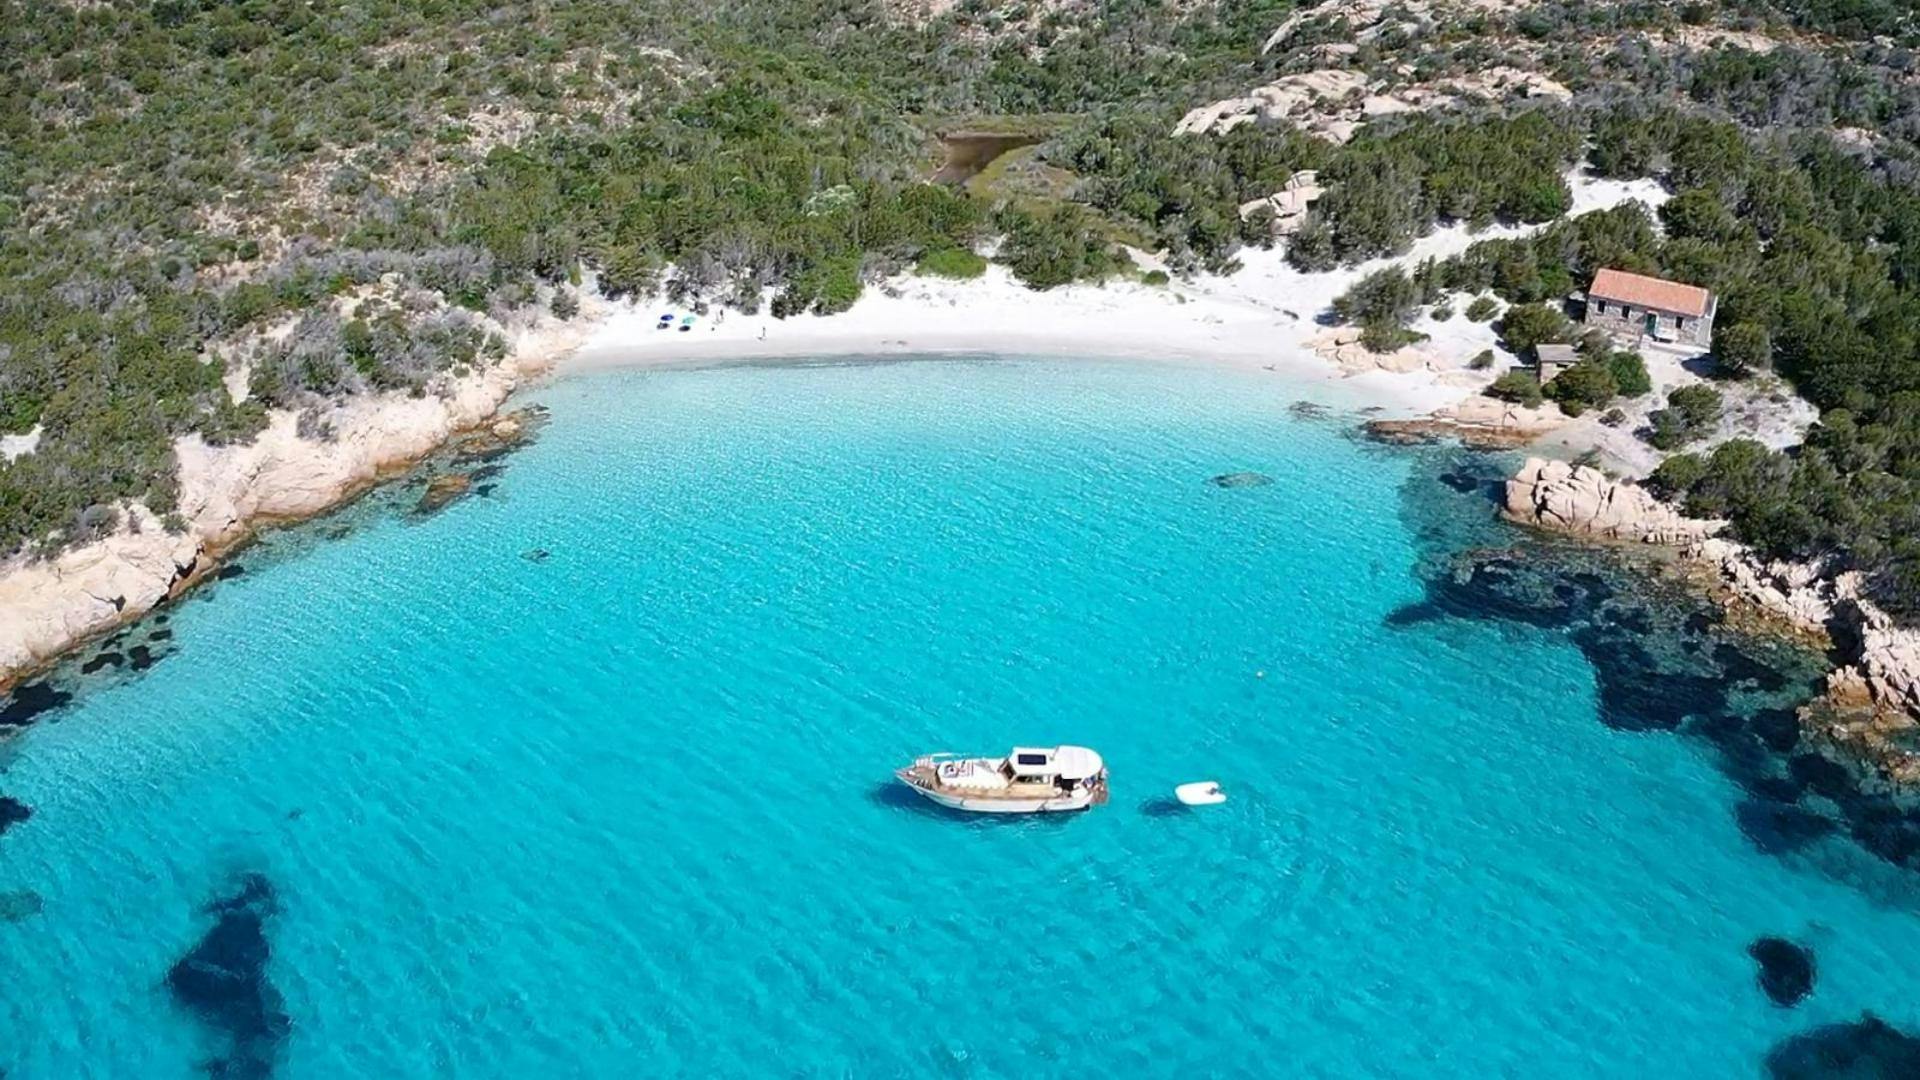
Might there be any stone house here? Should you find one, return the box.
[1583,268,1715,349]
[1533,343,1577,385]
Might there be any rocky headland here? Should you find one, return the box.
[1503,456,1920,794]
[1502,457,1723,545]
[0,311,595,696]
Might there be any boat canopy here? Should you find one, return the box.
[1007,745,1103,781]
[1052,745,1104,781]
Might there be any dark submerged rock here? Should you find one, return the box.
[0,682,72,728]
[1208,471,1274,489]
[1736,799,1838,855]
[81,650,124,675]
[1749,937,1816,1007]
[451,404,546,466]
[520,548,552,564]
[1743,774,1806,804]
[0,796,31,835]
[1751,708,1803,754]
[128,645,158,672]
[1789,752,1856,800]
[415,472,474,515]
[149,628,174,643]
[1438,471,1483,494]
[215,563,246,581]
[1388,539,1878,866]
[1847,800,1920,867]
[1764,1013,1920,1079]
[1384,453,1920,885]
[167,872,291,1080]
[0,889,43,922]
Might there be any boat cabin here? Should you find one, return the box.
[1003,746,1104,792]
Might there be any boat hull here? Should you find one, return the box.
[897,778,1098,814]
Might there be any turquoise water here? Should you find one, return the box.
[2,356,1918,1076]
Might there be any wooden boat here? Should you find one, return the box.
[895,746,1108,814]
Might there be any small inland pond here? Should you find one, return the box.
[931,131,1042,186]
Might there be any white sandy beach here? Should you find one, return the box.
[567,174,1674,423]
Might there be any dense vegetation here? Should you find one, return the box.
[12,0,1920,614]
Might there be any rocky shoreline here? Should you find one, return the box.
[1365,397,1570,452]
[1503,456,1920,795]
[0,312,595,698]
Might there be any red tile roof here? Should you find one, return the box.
[1588,268,1711,318]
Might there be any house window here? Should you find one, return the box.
[1676,317,1686,330]
[1595,300,1607,314]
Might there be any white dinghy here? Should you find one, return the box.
[1175,781,1226,806]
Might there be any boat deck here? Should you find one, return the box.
[901,764,1094,802]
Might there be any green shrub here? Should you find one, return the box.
[1647,412,1691,450]
[1465,295,1500,322]
[1334,268,1420,328]
[775,255,865,316]
[1645,384,1724,449]
[1646,452,1708,498]
[1669,384,1724,427]
[1360,323,1427,353]
[1470,349,1495,370]
[1141,269,1171,286]
[916,246,988,280]
[1498,303,1573,353]
[1486,370,1545,408]
[995,204,1121,289]
[1544,360,1619,417]
[1608,351,1652,397]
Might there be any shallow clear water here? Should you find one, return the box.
[2,357,1918,1077]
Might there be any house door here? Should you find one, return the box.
[1644,311,1658,335]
